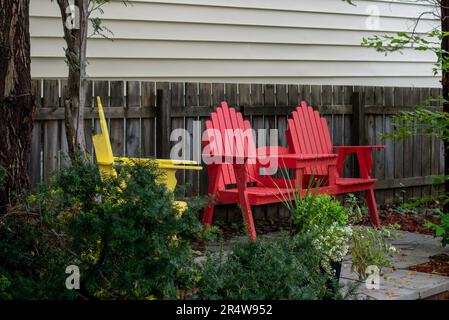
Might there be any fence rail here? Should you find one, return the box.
[30,79,444,220]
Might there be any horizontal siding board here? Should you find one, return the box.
[31,58,437,77]
[29,0,440,86]
[34,0,436,20]
[30,18,432,46]
[31,38,436,62]
[31,0,436,33]
[116,0,434,20]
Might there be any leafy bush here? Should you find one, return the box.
[0,275,12,300]
[0,161,208,299]
[425,213,449,247]
[289,193,352,274]
[351,226,397,280]
[193,233,340,300]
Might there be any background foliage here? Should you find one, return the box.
[0,161,208,299]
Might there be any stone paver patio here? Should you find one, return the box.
[340,230,449,300]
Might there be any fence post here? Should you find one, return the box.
[156,87,171,159]
[352,91,366,146]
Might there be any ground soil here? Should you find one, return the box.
[359,203,440,235]
[215,217,292,240]
[409,254,449,277]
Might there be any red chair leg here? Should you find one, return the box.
[202,202,215,225]
[236,182,257,240]
[365,188,381,227]
[233,163,257,241]
[239,200,257,241]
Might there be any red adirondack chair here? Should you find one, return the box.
[286,101,385,227]
[202,102,338,240]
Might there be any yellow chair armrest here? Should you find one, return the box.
[114,157,202,171]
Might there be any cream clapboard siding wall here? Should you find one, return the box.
[30,0,440,86]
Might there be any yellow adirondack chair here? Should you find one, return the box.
[92,96,202,213]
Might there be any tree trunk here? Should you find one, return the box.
[0,0,35,209]
[56,0,87,163]
[441,1,449,213]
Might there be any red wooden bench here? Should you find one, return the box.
[202,102,339,240]
[286,101,385,227]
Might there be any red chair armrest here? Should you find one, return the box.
[333,145,385,151]
[258,153,337,169]
[203,153,337,167]
[333,146,385,177]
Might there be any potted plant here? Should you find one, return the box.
[286,191,352,295]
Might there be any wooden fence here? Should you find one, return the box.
[30,80,444,220]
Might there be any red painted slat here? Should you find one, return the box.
[313,110,330,156]
[218,102,237,184]
[300,107,315,154]
[312,109,331,175]
[204,119,226,191]
[306,106,322,155]
[243,118,259,182]
[320,117,333,153]
[212,110,234,185]
[293,112,306,153]
[228,106,240,156]
[206,116,226,189]
[287,118,300,154]
[234,109,258,181]
[300,105,323,174]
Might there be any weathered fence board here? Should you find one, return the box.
[30,80,444,220]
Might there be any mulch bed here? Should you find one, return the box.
[215,217,292,240]
[359,204,440,235]
[378,212,438,235]
[409,254,449,277]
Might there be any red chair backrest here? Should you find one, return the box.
[286,101,333,175]
[203,102,260,190]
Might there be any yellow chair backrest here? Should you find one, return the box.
[92,97,115,176]
[92,97,202,212]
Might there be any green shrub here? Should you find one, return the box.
[0,205,78,299]
[425,213,449,247]
[0,161,208,299]
[0,275,12,300]
[193,233,339,300]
